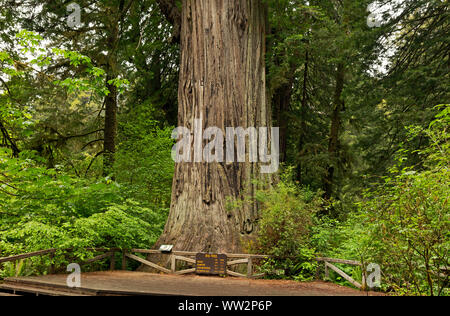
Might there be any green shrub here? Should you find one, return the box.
[0,150,168,277]
[249,169,323,280]
[335,105,449,295]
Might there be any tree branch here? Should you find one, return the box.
[0,120,20,157]
[81,138,104,151]
[155,0,181,43]
[85,151,105,177]
[44,128,104,145]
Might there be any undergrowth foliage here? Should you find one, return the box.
[352,105,449,296]
[246,169,322,280]
[244,106,448,295]
[0,149,168,277]
[310,105,449,295]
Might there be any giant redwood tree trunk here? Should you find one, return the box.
[156,0,271,254]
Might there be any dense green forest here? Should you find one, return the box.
[0,0,448,296]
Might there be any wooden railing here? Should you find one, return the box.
[2,248,387,288]
[0,249,57,264]
[0,248,118,275]
[124,249,269,278]
[316,257,365,289]
[0,248,269,279]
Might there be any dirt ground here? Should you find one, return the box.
[5,271,384,296]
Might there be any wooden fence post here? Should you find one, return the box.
[247,257,253,278]
[171,255,176,273]
[324,262,329,279]
[361,269,367,291]
[110,252,115,271]
[121,251,127,270]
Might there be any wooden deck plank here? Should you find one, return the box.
[1,271,383,296]
[0,283,89,296]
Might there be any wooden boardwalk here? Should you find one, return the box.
[0,271,382,296]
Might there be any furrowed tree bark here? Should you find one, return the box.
[155,0,270,255]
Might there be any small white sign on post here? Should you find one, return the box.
[159,245,174,253]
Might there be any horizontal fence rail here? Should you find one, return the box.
[0,248,120,275]
[129,249,269,259]
[316,257,365,289]
[124,249,269,278]
[0,249,57,264]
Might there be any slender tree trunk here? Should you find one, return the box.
[156,0,270,254]
[297,49,309,183]
[103,74,118,176]
[149,50,162,95]
[103,20,119,177]
[323,63,345,202]
[273,81,293,163]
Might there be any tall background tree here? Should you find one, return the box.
[1,0,179,176]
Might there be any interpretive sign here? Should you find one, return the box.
[195,253,227,276]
